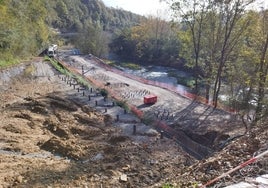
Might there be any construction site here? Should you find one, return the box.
[0,51,267,187]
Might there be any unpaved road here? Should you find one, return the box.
[64,54,244,150]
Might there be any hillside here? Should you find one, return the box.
[46,0,144,33]
[0,0,144,63]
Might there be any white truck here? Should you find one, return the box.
[47,44,58,57]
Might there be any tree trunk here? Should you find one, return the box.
[254,32,268,124]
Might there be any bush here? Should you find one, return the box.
[100,88,108,97]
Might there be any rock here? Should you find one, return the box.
[256,175,268,185]
[16,175,23,183]
[120,174,128,182]
[145,129,159,137]
[122,164,131,171]
[91,153,104,161]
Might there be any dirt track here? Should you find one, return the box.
[62,54,244,151]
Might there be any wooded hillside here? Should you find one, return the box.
[0,0,143,64]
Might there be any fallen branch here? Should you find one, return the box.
[199,149,268,188]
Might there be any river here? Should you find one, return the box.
[118,64,193,93]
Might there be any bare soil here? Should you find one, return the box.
[0,57,267,188]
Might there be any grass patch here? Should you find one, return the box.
[75,75,91,89]
[115,100,129,111]
[23,64,36,77]
[121,62,141,70]
[104,60,116,66]
[104,60,141,70]
[162,184,174,188]
[0,59,19,69]
[46,57,91,89]
[168,71,195,88]
[45,56,71,76]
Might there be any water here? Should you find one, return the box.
[122,65,191,92]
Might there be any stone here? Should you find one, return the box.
[16,175,23,183]
[122,164,131,171]
[120,174,128,182]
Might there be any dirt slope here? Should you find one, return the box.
[0,60,196,187]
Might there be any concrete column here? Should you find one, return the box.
[116,114,119,121]
[160,131,164,139]
[133,125,136,135]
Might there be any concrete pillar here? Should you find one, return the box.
[160,131,164,139]
[133,125,136,135]
[116,114,119,121]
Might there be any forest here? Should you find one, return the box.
[0,0,143,63]
[1,0,268,127]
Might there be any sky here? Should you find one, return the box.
[102,0,170,17]
[102,0,268,17]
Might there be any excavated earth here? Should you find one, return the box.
[0,58,267,188]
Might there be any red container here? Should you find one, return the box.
[144,95,157,104]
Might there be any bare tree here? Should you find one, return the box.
[170,0,208,94]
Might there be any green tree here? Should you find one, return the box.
[253,9,268,125]
[110,16,180,65]
[73,21,109,57]
[170,0,208,94]
[167,0,255,107]
[0,0,49,63]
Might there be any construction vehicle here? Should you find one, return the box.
[47,44,58,58]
